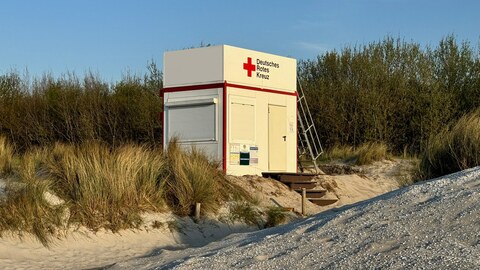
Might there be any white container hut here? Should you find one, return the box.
[162,45,297,176]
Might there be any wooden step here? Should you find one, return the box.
[262,172,317,182]
[304,189,327,198]
[308,198,339,206]
[279,174,316,183]
[289,182,317,190]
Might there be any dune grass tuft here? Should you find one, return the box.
[355,142,389,165]
[324,142,389,165]
[323,144,355,161]
[227,201,262,228]
[0,139,252,245]
[44,142,167,232]
[420,109,480,179]
[0,136,14,176]
[163,139,229,216]
[264,207,288,228]
[0,149,65,247]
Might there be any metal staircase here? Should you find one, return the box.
[297,80,324,173]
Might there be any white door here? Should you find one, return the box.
[268,105,287,171]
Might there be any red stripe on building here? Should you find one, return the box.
[163,82,297,97]
[162,83,225,93]
[225,82,297,96]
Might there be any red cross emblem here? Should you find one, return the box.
[243,57,256,77]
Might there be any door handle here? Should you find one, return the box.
[282,135,287,141]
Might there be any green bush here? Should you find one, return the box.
[420,109,480,179]
[299,36,480,155]
[0,64,162,151]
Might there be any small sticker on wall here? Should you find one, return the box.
[230,144,240,153]
[249,146,258,164]
[229,144,240,165]
[230,153,240,165]
[239,152,250,165]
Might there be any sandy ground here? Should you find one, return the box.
[229,159,416,215]
[114,166,480,270]
[0,159,417,269]
[0,213,256,270]
[316,158,416,209]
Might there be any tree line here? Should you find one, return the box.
[299,36,480,154]
[0,62,163,151]
[1,36,479,154]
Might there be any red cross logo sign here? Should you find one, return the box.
[243,57,256,77]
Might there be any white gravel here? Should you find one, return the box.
[113,167,480,270]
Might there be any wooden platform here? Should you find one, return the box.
[262,172,337,207]
[262,172,316,182]
[307,198,339,206]
[300,189,327,198]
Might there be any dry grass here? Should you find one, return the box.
[0,149,65,247]
[420,109,480,179]
[323,144,355,161]
[0,139,252,245]
[0,136,14,176]
[227,201,262,228]
[44,142,167,231]
[355,142,389,165]
[163,139,228,216]
[264,207,288,228]
[324,142,389,165]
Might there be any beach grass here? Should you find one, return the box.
[0,136,14,176]
[0,148,65,246]
[163,139,231,216]
[0,140,253,245]
[44,142,167,231]
[324,142,389,165]
[420,109,480,179]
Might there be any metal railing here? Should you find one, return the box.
[297,80,324,173]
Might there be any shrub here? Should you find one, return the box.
[0,67,162,151]
[420,109,480,179]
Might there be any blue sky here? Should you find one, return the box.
[1,0,479,83]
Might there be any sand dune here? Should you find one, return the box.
[112,167,480,269]
[2,161,477,269]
